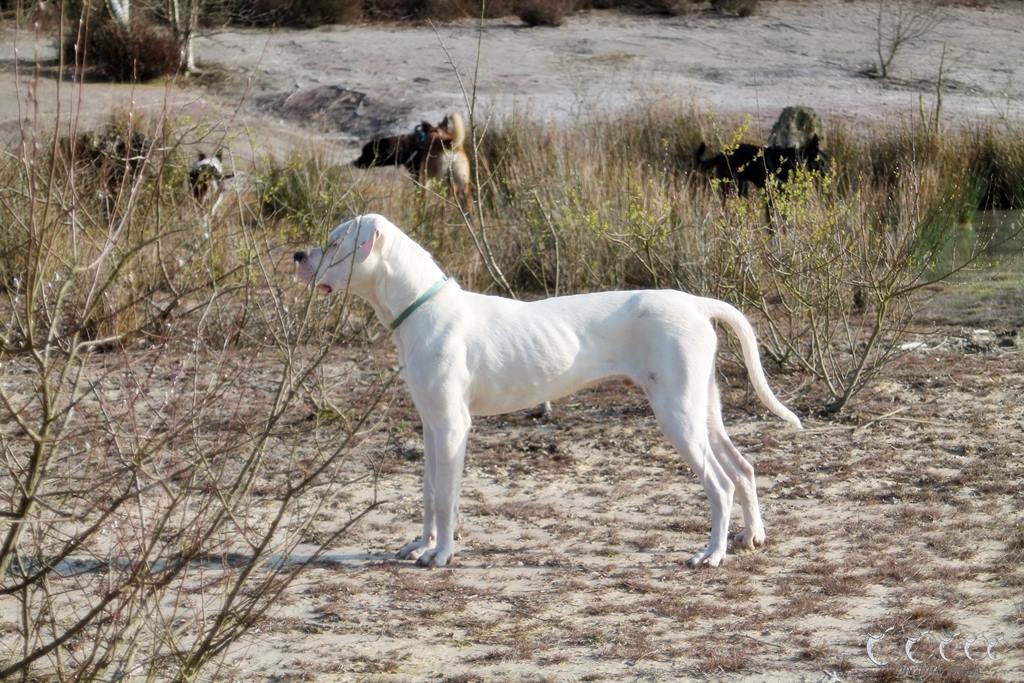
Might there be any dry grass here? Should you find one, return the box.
[151,354,1024,674]
[1,56,1022,679]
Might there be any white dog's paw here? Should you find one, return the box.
[396,536,435,561]
[687,547,726,568]
[415,544,455,568]
[733,525,766,550]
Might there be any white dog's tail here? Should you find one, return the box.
[447,112,466,151]
[699,298,803,430]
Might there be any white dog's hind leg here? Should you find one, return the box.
[649,386,734,568]
[686,444,734,567]
[397,424,439,560]
[708,381,766,550]
[416,414,470,568]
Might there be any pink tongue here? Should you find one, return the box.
[317,284,332,295]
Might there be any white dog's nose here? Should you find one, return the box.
[293,251,306,263]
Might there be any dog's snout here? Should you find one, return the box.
[293,251,306,263]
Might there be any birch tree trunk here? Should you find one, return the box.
[168,0,200,73]
[106,0,130,27]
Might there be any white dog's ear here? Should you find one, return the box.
[355,227,382,263]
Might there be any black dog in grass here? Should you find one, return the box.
[694,135,830,199]
[352,121,436,175]
[352,114,474,214]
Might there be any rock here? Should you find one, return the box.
[768,106,825,148]
[265,85,412,139]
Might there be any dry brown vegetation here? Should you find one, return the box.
[0,18,1022,678]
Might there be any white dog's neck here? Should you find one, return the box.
[365,227,447,330]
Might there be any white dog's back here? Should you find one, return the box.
[408,287,796,428]
[449,290,710,415]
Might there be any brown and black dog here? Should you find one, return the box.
[694,135,830,199]
[353,113,473,213]
[188,150,234,203]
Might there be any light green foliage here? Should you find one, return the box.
[258,151,360,241]
[2,107,1020,410]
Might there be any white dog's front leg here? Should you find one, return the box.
[397,424,438,560]
[416,415,470,568]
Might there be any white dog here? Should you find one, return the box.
[294,214,801,568]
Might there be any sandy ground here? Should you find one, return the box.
[192,283,1024,681]
[2,280,1018,682]
[2,0,1023,155]
[1,3,1023,681]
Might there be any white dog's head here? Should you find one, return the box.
[293,214,389,295]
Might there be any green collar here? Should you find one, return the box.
[389,276,449,331]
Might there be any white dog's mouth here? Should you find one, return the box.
[317,283,333,295]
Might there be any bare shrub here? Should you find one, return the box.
[581,0,694,13]
[479,0,522,16]
[634,0,692,16]
[2,0,62,28]
[60,122,155,202]
[360,0,482,21]
[205,0,284,26]
[293,0,365,24]
[65,14,181,81]
[517,0,572,26]
[421,0,490,19]
[204,0,710,25]
[712,0,758,17]
[198,0,361,27]
[702,163,960,412]
[279,0,365,26]
[872,0,946,79]
[0,71,387,679]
